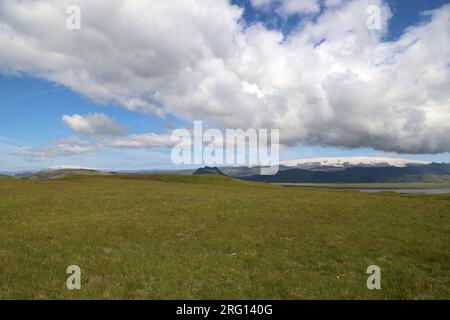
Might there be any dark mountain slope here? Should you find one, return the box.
[241,166,428,183]
[194,166,226,175]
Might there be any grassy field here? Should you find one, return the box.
[0,174,449,299]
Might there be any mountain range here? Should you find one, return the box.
[2,157,450,184]
[240,165,450,184]
[280,156,428,170]
[217,157,450,184]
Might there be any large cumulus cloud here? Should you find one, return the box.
[1,0,449,153]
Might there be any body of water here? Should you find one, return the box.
[281,184,450,194]
[358,188,450,194]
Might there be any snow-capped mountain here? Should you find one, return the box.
[281,157,429,169]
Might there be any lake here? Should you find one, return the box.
[280,184,450,194]
[358,188,450,194]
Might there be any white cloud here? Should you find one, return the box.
[324,0,344,8]
[18,133,175,160]
[276,0,321,16]
[250,0,273,9]
[107,134,175,149]
[0,0,450,154]
[17,137,105,160]
[251,0,321,15]
[62,113,128,136]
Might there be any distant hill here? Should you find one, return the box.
[241,164,450,184]
[217,158,440,177]
[5,159,450,184]
[116,169,195,175]
[17,169,112,180]
[194,166,226,175]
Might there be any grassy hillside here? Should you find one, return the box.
[0,174,449,299]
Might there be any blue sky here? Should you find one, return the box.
[1,0,450,171]
[232,0,450,38]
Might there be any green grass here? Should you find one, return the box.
[0,174,449,299]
